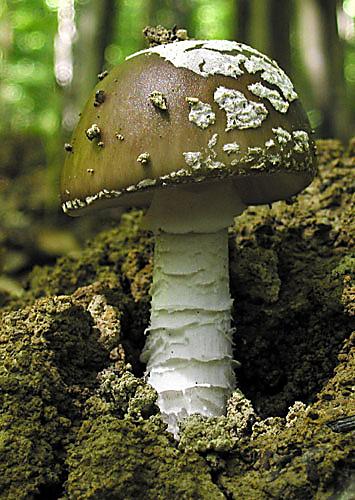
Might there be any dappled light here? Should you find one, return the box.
[54,0,76,87]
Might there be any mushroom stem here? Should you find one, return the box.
[141,183,245,437]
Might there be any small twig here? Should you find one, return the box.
[326,415,355,433]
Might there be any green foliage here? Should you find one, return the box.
[191,0,235,39]
[1,0,354,143]
[0,0,59,136]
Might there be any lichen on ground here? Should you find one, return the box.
[0,139,354,499]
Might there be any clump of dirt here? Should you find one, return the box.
[0,139,353,499]
[0,295,108,498]
[143,25,188,47]
[230,139,354,418]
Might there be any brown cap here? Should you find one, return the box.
[60,39,316,216]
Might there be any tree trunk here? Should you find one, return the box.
[296,0,350,139]
[317,0,349,139]
[234,0,292,72]
[269,0,292,76]
[71,0,118,114]
[234,0,251,43]
[249,0,270,54]
[97,0,118,74]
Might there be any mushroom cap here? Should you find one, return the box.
[60,39,316,216]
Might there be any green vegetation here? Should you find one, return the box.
[1,0,354,141]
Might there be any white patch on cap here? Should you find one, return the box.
[86,194,99,205]
[248,82,289,113]
[160,168,193,185]
[206,158,225,170]
[176,169,189,177]
[71,199,86,208]
[202,40,243,52]
[272,127,292,146]
[265,138,275,149]
[127,40,246,78]
[186,98,216,129]
[244,56,298,102]
[293,130,310,153]
[127,40,298,107]
[168,168,189,179]
[214,86,268,130]
[206,133,224,169]
[183,136,225,172]
[268,153,281,165]
[223,142,240,155]
[208,133,219,149]
[183,151,203,170]
[137,178,157,189]
[188,50,246,78]
[247,146,263,155]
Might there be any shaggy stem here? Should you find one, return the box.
[141,183,245,437]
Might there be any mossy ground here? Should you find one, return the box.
[0,139,353,499]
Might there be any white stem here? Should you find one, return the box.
[141,182,245,437]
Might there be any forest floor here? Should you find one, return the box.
[0,138,354,499]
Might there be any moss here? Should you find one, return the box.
[0,139,353,498]
[179,390,256,454]
[230,140,354,416]
[0,295,109,499]
[7,210,153,371]
[94,368,158,419]
[64,416,223,500]
[230,246,281,304]
[219,332,355,499]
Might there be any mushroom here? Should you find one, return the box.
[60,39,316,437]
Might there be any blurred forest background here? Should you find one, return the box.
[0,0,354,299]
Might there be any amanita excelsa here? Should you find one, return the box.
[60,38,316,436]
